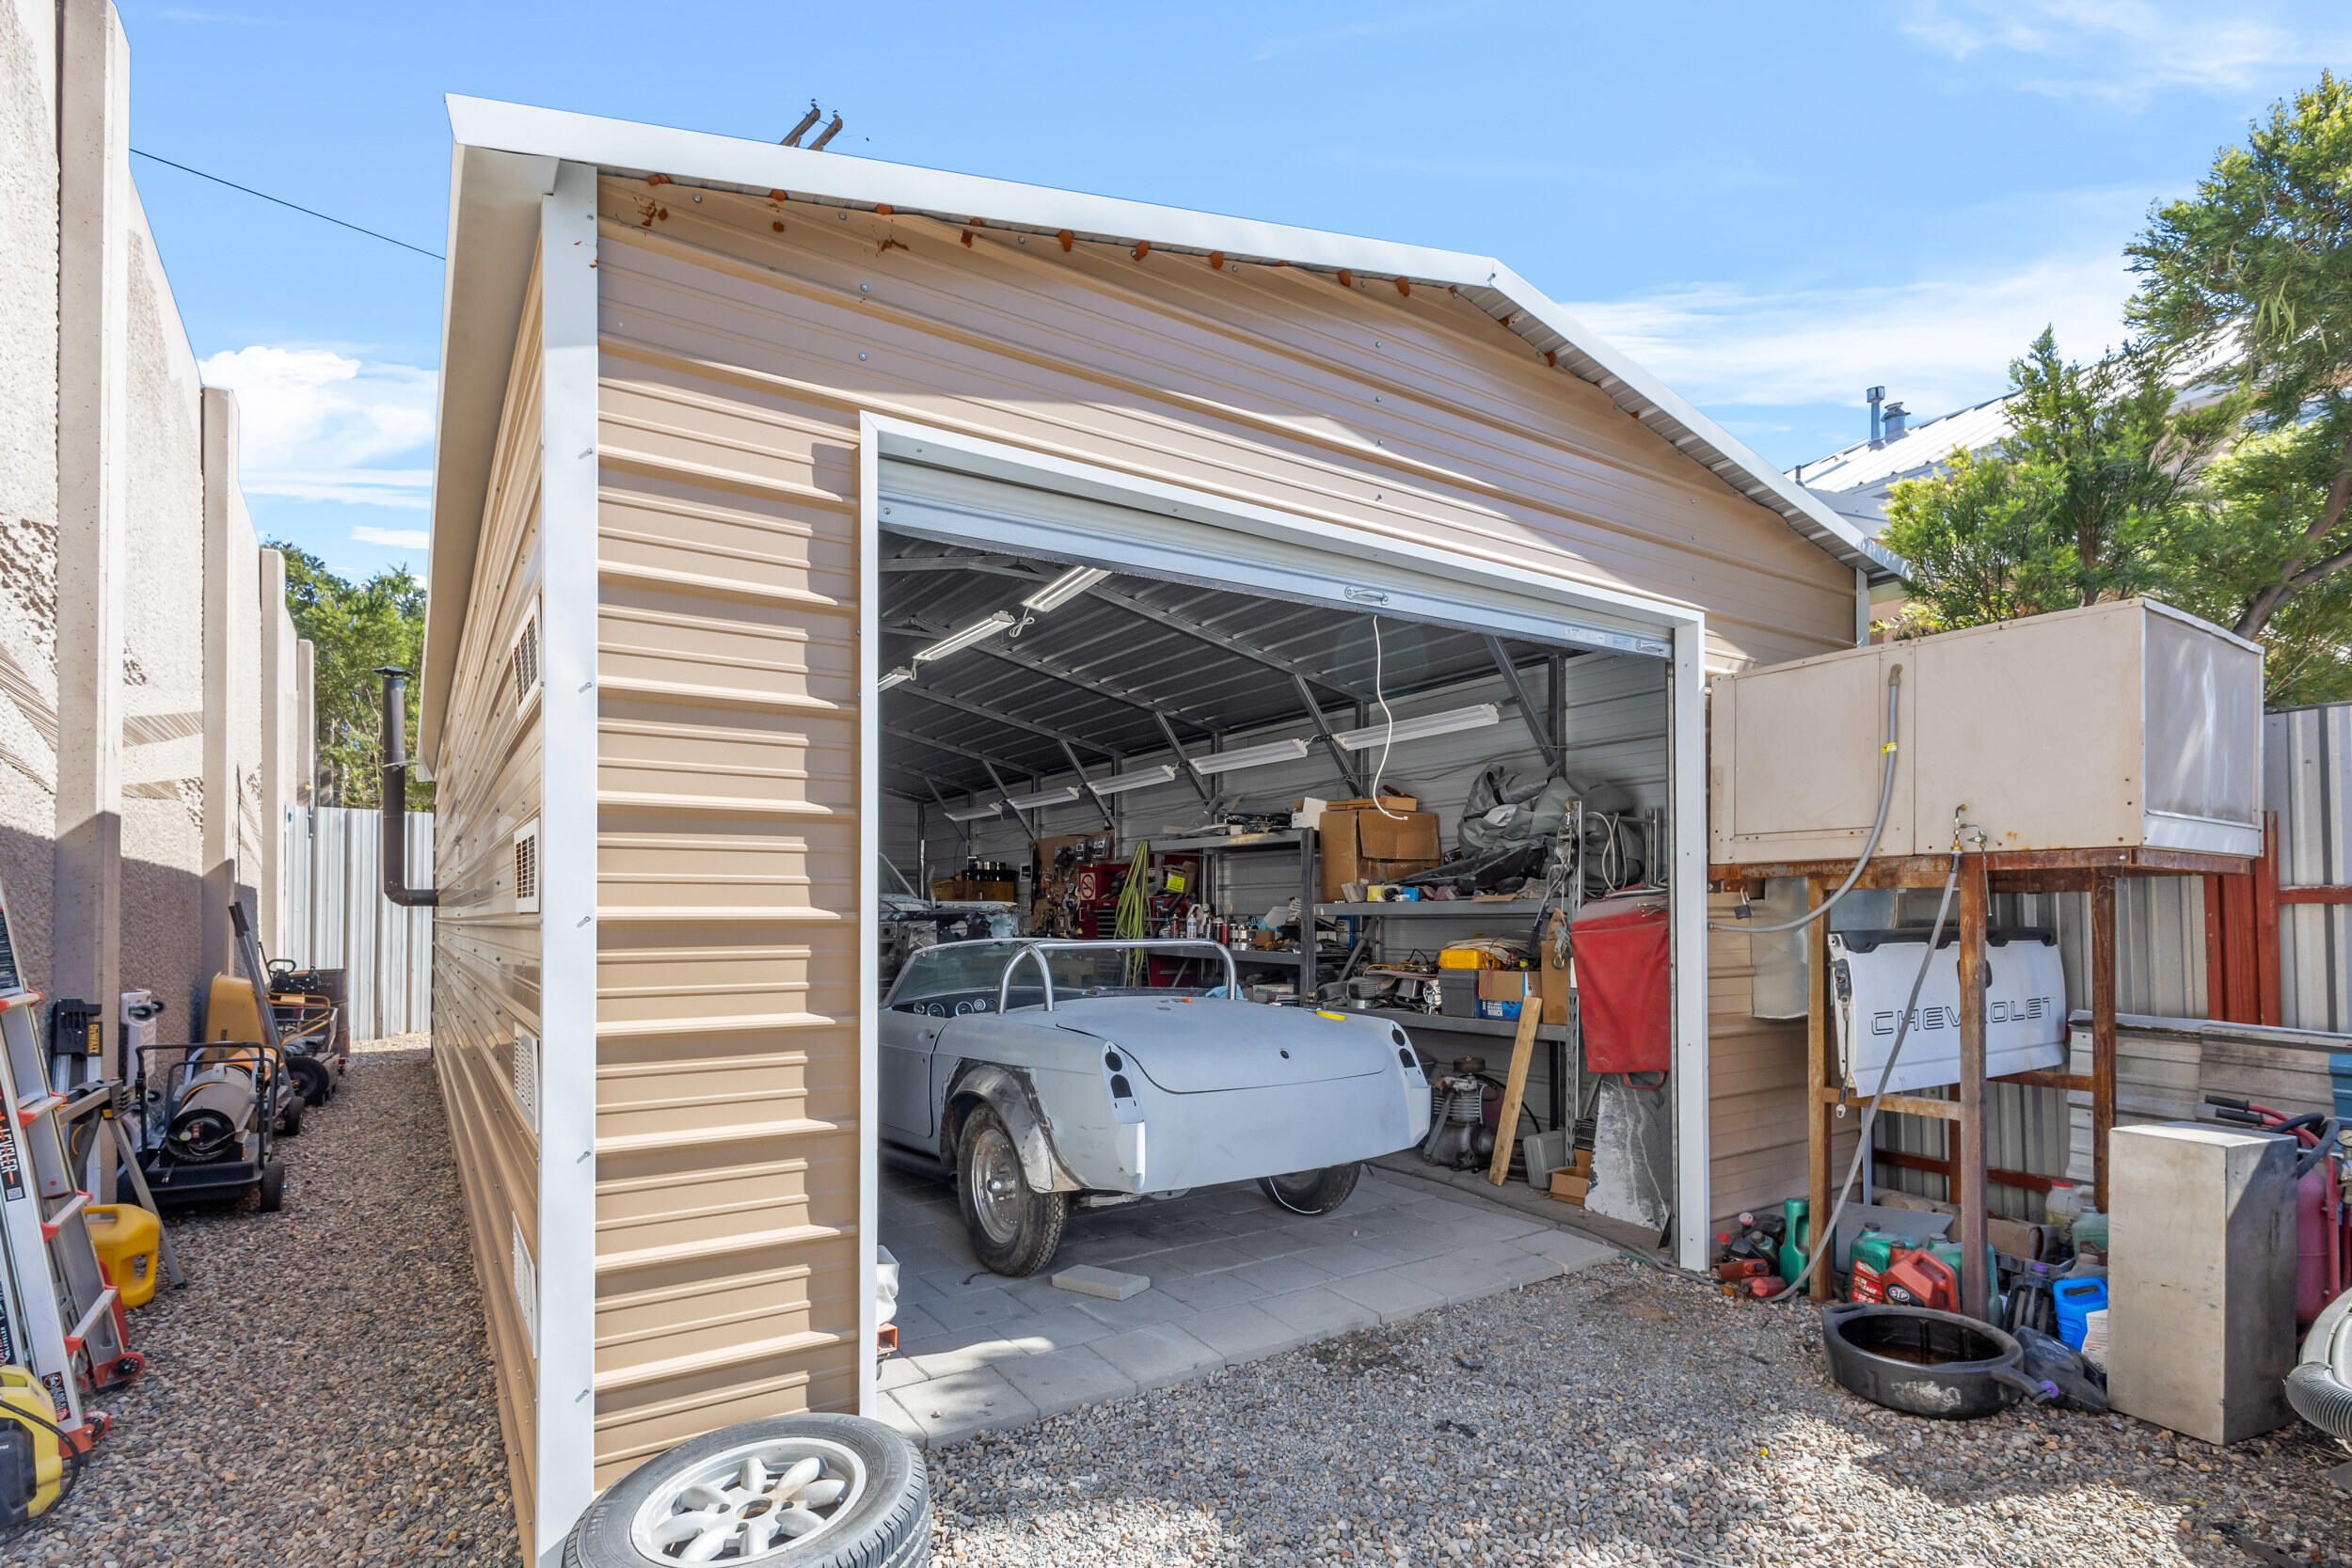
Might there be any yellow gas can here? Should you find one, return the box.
[84,1205,162,1309]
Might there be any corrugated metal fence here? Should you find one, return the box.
[281,807,435,1038]
[2271,702,2351,1035]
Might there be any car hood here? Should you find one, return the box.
[1042,997,1398,1093]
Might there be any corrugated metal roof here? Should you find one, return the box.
[879,536,1549,800]
[422,97,1905,762]
[1790,395,2015,535]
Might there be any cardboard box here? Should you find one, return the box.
[1475,970,1534,1022]
[1549,1171,1589,1205]
[1318,802,1441,901]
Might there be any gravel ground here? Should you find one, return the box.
[4,1035,519,1568]
[928,1257,2352,1568]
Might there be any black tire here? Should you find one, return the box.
[278,1094,306,1137]
[955,1105,1066,1277]
[1259,1163,1361,1215]
[256,1157,285,1213]
[290,1057,329,1106]
[564,1412,928,1568]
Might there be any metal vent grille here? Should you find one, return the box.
[511,1218,537,1354]
[513,819,540,913]
[512,1027,538,1130]
[511,609,541,709]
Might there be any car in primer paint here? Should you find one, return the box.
[879,938,1432,1275]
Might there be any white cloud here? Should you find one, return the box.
[1900,0,2343,102]
[350,525,431,549]
[198,345,436,510]
[1563,248,2137,417]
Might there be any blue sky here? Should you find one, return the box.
[120,0,2347,585]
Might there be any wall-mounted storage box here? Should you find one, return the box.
[1709,599,2264,865]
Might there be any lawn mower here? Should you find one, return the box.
[216,904,344,1107]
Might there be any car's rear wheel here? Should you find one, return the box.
[956,1105,1066,1276]
[1259,1163,1360,1215]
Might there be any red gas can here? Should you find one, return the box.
[1572,893,1670,1074]
[1880,1250,1959,1313]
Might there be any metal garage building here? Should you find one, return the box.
[414,95,1899,1562]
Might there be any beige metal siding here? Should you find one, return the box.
[591,193,865,1481]
[431,263,549,1548]
[577,172,1859,1465]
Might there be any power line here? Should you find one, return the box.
[130,148,444,261]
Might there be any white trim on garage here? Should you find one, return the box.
[535,158,601,1568]
[860,412,1714,1272]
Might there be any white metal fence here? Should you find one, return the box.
[280,807,435,1038]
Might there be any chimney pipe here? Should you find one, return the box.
[375,666,437,908]
[1882,401,1910,440]
[1866,385,1885,446]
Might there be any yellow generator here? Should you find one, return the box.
[0,1367,67,1527]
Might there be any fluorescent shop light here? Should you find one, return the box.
[1087,763,1178,796]
[1188,736,1311,776]
[1335,703,1501,752]
[877,666,915,691]
[1021,566,1111,613]
[1003,785,1081,810]
[944,801,1004,822]
[913,611,1016,663]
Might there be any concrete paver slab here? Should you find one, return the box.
[1052,1263,1151,1300]
[1089,1323,1225,1389]
[1327,1267,1447,1323]
[884,1365,1039,1448]
[993,1345,1134,1418]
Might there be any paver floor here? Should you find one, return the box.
[876,1164,1613,1445]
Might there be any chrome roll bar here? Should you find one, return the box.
[995,939,1243,1014]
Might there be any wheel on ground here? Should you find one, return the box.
[289,1057,329,1106]
[1259,1163,1360,1215]
[278,1094,305,1137]
[256,1157,285,1213]
[955,1105,1066,1276]
[564,1412,928,1568]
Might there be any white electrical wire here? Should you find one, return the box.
[1368,618,1406,820]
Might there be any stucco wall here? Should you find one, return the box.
[121,182,208,1022]
[0,0,59,990]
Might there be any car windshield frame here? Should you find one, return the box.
[883,939,1241,1011]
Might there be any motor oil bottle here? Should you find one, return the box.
[1780,1198,1810,1286]
[1881,1249,1959,1312]
[1849,1228,1910,1304]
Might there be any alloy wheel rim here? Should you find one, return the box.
[628,1436,866,1562]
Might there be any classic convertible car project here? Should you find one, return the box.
[880,938,1433,1275]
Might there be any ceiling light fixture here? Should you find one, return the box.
[1187,736,1311,776]
[1334,703,1501,752]
[944,800,1003,822]
[1021,565,1111,613]
[1002,784,1080,810]
[913,610,1016,663]
[877,666,915,691]
[1086,763,1178,796]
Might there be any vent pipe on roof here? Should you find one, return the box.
[375,666,437,908]
[1883,402,1910,440]
[1866,386,1885,446]
[781,102,822,147]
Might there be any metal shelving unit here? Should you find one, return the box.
[1152,828,1323,994]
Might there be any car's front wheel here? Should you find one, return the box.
[1259,1163,1360,1215]
[956,1105,1067,1276]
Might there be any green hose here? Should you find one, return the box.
[1116,841,1151,986]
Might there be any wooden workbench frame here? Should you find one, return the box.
[1710,845,2252,1321]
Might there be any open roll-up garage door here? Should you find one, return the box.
[857,416,1714,1284]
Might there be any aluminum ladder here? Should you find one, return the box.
[0,883,139,1448]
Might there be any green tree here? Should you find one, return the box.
[2127,70,2352,655]
[1880,330,2223,628]
[274,543,432,809]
